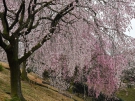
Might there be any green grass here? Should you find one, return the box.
[0,68,11,101]
[117,87,135,101]
[0,67,84,101]
[1,62,135,101]
[0,64,3,71]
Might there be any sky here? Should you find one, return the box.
[125,19,135,38]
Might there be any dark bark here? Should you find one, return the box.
[6,39,26,101]
[0,1,76,100]
[21,61,28,81]
[8,57,26,101]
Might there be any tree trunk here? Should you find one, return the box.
[6,38,26,101]
[7,53,25,101]
[21,61,28,81]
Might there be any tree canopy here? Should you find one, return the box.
[0,0,135,100]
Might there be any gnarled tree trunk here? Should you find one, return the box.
[21,61,28,81]
[6,39,26,101]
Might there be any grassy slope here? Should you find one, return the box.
[0,67,84,101]
[1,62,135,101]
[117,87,135,101]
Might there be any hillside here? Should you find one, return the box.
[0,63,84,101]
[1,62,135,101]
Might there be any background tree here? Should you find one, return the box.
[0,0,135,100]
[0,0,78,100]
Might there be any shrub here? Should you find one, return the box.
[94,94,123,101]
[121,67,135,88]
[26,67,32,73]
[67,82,89,97]
[42,70,50,80]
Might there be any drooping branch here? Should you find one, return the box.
[0,31,7,50]
[2,0,9,31]
[19,1,25,25]
[27,0,37,30]
[32,17,53,29]
[24,0,52,34]
[9,1,25,30]
[19,1,75,36]
[18,2,75,64]
[33,0,53,15]
[1,0,10,40]
[18,42,42,64]
[12,2,34,35]
[28,0,33,15]
[50,2,74,33]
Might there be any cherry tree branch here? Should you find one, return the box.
[32,17,53,29]
[18,2,75,64]
[0,0,10,40]
[2,0,9,31]
[0,31,7,50]
[12,1,35,36]
[33,0,53,15]
[50,2,74,33]
[17,0,52,36]
[9,1,25,30]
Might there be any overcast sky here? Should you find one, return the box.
[125,19,135,38]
